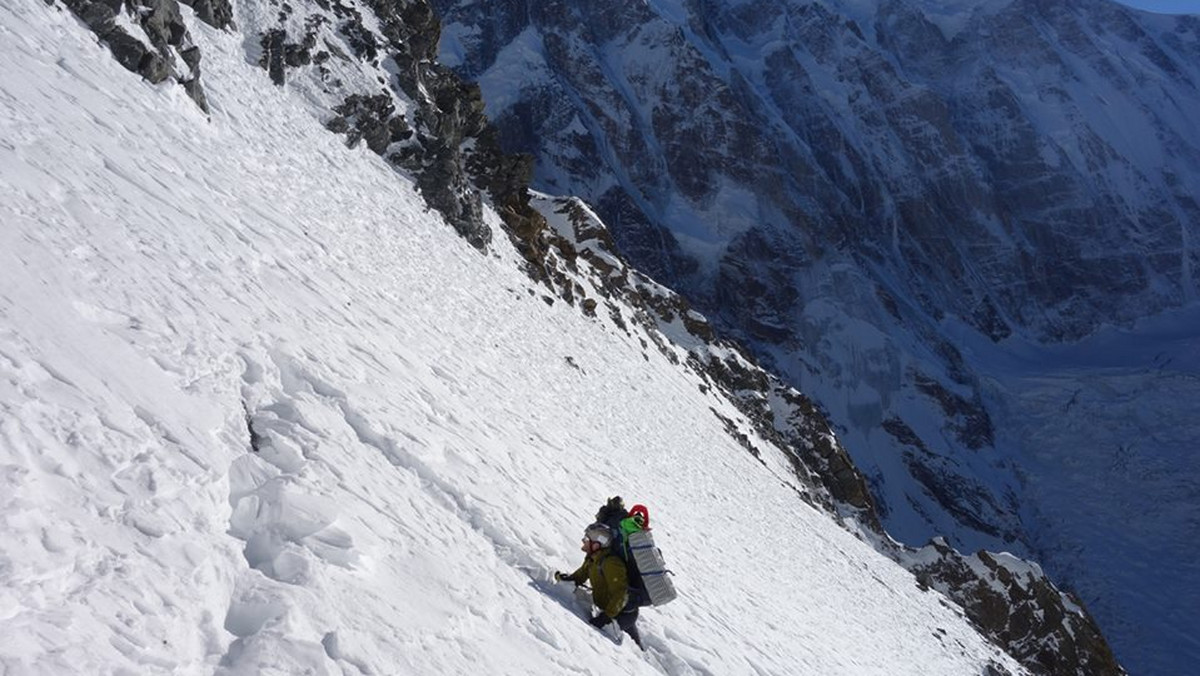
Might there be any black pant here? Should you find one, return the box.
[616,600,643,648]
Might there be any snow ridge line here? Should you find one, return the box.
[218,349,365,673]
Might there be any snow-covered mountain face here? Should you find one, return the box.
[0,0,1140,673]
[431,0,1200,672]
[435,0,1200,343]
[3,2,1045,674]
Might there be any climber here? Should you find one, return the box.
[554,522,645,650]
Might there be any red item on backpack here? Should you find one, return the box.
[629,504,650,530]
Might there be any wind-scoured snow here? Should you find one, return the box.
[0,2,1025,674]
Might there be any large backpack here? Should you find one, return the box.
[593,497,677,607]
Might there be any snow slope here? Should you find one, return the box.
[0,2,1024,674]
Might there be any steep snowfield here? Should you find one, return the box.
[0,3,1026,675]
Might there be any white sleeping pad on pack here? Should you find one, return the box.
[626,529,676,606]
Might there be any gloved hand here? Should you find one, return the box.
[554,571,575,585]
[588,614,611,629]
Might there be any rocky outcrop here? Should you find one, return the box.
[57,0,231,111]
[242,0,554,253]
[903,539,1124,676]
[177,0,232,29]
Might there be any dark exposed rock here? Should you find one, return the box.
[259,28,287,86]
[74,0,116,31]
[180,76,208,110]
[138,49,172,83]
[902,451,1008,540]
[327,94,404,154]
[137,0,186,49]
[972,295,1013,342]
[284,43,311,67]
[179,45,201,73]
[259,15,327,84]
[908,539,1124,676]
[884,414,1014,541]
[913,373,995,450]
[339,19,378,61]
[177,0,233,29]
[253,0,524,250]
[883,416,927,452]
[59,0,210,110]
[106,29,162,76]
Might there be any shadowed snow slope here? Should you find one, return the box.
[0,2,1025,674]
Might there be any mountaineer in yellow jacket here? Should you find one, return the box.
[555,522,644,649]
